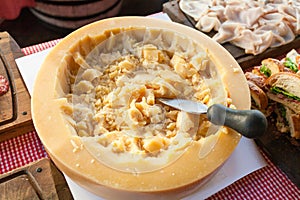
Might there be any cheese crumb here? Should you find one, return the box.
[233,68,239,73]
[72,148,79,153]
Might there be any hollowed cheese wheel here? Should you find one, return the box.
[32,17,250,199]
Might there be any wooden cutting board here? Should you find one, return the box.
[0,32,33,142]
[0,158,73,199]
[0,33,73,199]
[163,0,300,69]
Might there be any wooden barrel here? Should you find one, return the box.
[30,0,123,29]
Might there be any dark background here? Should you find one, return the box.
[0,0,168,48]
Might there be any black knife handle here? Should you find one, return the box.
[207,104,267,138]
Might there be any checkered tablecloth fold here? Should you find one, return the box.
[0,131,48,174]
[21,39,61,55]
[210,152,300,199]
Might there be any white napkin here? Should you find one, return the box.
[15,13,266,200]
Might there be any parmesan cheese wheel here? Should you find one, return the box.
[32,17,250,199]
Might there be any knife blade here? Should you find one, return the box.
[158,98,208,114]
[158,98,267,139]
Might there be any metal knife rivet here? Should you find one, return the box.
[22,111,27,115]
[36,167,42,173]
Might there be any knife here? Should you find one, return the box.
[158,98,267,139]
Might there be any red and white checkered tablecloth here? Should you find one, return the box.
[0,39,299,199]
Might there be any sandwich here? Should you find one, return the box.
[265,72,300,139]
[266,72,300,113]
[244,49,300,139]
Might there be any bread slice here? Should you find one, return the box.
[285,106,300,139]
[267,92,300,113]
[266,72,300,97]
[261,58,284,75]
[266,72,300,113]
[245,72,266,89]
[247,80,268,110]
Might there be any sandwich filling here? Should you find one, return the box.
[270,87,300,101]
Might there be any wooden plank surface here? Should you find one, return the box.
[163,0,300,69]
[0,63,13,126]
[0,32,74,199]
[0,158,73,200]
[0,32,34,142]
